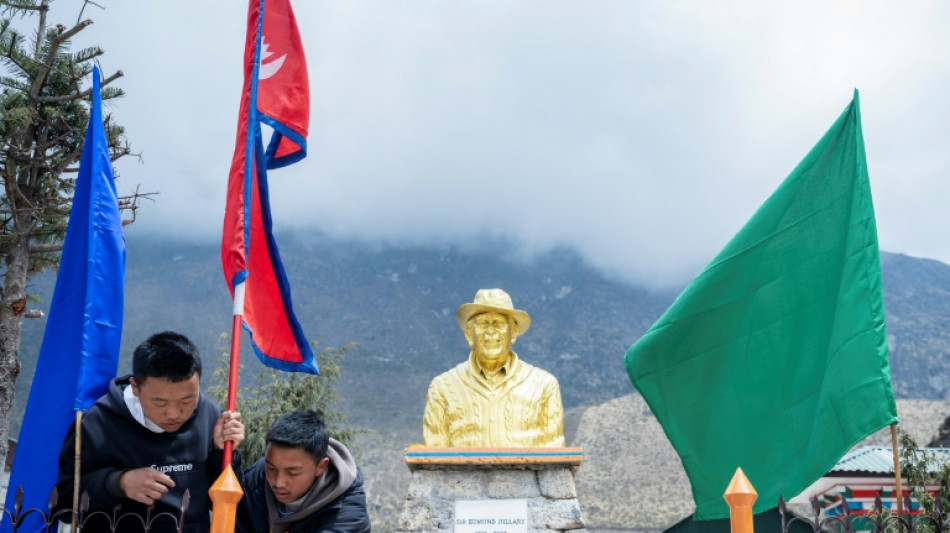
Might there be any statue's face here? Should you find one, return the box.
[467,311,514,366]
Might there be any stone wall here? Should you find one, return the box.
[396,448,587,533]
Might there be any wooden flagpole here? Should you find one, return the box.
[891,423,904,517]
[71,411,82,533]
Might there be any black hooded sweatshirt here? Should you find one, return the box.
[236,439,370,533]
[54,375,239,533]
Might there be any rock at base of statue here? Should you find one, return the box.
[396,447,587,533]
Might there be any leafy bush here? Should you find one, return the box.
[208,334,369,465]
[898,429,950,529]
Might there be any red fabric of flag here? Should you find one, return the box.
[221,0,317,373]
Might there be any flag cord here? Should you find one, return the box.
[71,411,82,533]
[891,423,904,517]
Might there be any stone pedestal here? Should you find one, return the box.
[397,447,587,533]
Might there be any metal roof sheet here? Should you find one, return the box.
[834,446,950,474]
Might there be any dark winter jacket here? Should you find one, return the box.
[236,439,370,533]
[54,375,239,533]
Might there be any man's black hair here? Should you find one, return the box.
[266,410,329,461]
[132,331,202,384]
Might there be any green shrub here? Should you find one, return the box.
[897,430,950,531]
[208,334,369,465]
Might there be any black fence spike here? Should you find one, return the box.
[779,494,786,513]
[841,495,851,517]
[14,486,23,514]
[80,491,90,513]
[181,491,192,533]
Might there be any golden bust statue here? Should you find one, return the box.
[422,288,565,447]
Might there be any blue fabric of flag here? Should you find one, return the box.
[1,66,125,533]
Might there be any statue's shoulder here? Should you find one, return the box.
[431,360,470,385]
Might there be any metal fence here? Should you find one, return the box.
[9,483,950,533]
[0,486,189,533]
[780,494,950,533]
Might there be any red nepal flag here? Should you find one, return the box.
[221,0,317,373]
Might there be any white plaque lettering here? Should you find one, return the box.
[454,499,528,533]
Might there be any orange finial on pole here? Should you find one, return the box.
[209,464,244,533]
[724,467,758,533]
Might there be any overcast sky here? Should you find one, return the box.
[33,1,950,287]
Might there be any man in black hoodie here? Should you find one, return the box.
[237,410,370,533]
[54,331,244,533]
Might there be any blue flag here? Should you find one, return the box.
[2,66,125,533]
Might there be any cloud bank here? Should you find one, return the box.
[42,0,950,287]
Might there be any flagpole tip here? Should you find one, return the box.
[724,467,758,502]
[209,465,244,533]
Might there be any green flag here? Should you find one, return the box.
[624,91,897,520]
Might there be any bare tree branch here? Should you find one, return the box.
[0,1,45,12]
[28,243,60,253]
[76,0,104,26]
[34,69,122,103]
[29,18,93,100]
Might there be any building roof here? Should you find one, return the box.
[832,446,950,475]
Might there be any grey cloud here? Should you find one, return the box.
[42,0,950,287]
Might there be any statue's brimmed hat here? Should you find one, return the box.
[457,288,531,336]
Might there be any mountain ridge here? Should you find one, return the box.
[9,233,950,531]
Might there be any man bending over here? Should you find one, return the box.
[237,410,370,533]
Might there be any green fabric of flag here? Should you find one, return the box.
[624,91,897,520]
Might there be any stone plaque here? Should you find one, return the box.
[454,499,528,533]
